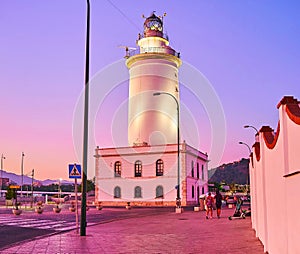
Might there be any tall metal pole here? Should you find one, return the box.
[31,169,34,208]
[1,154,5,197]
[153,92,181,208]
[176,97,180,207]
[59,178,62,199]
[75,178,79,234]
[21,152,24,197]
[238,141,251,188]
[81,0,90,236]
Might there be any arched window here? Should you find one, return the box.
[134,160,142,177]
[192,186,195,198]
[197,163,199,179]
[134,186,142,198]
[156,185,164,198]
[191,161,194,177]
[114,186,121,198]
[114,161,121,177]
[197,186,200,203]
[201,164,204,179]
[202,187,205,195]
[156,159,164,176]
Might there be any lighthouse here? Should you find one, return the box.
[126,12,182,146]
[94,13,208,208]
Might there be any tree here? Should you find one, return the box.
[78,179,95,193]
[6,186,15,200]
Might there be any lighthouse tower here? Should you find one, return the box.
[126,12,182,146]
[94,12,209,208]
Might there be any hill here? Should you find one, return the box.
[208,158,250,185]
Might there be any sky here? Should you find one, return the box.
[1,1,300,181]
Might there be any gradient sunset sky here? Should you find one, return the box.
[1,1,299,181]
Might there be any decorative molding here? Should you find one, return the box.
[277,96,300,125]
[253,142,260,162]
[126,52,182,68]
[286,104,300,125]
[261,122,280,149]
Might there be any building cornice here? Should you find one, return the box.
[126,53,182,69]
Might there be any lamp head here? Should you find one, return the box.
[153,92,161,96]
[244,125,250,128]
[238,141,243,145]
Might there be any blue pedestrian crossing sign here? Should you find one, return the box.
[69,164,81,179]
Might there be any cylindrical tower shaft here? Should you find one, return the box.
[126,13,182,146]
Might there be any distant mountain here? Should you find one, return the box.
[0,170,74,186]
[208,158,250,185]
[41,179,75,186]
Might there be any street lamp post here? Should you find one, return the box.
[238,141,251,154]
[244,125,259,142]
[31,169,34,208]
[1,154,6,197]
[59,178,62,200]
[238,141,251,190]
[153,92,181,209]
[81,0,90,237]
[243,125,259,134]
[21,152,25,197]
[25,169,35,208]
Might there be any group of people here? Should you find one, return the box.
[205,190,222,219]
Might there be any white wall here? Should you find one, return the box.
[95,143,208,205]
[251,97,300,254]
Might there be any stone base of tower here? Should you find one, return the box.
[94,142,209,208]
[95,200,206,208]
[95,200,178,207]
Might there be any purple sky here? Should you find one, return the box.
[1,1,300,180]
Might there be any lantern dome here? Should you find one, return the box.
[143,12,163,37]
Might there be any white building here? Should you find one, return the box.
[94,13,208,207]
[250,96,300,253]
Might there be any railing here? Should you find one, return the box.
[128,46,180,58]
[138,31,169,41]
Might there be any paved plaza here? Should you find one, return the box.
[1,208,264,254]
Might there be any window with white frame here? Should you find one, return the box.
[114,186,121,198]
[135,160,142,177]
[156,159,164,176]
[156,185,164,198]
[191,161,194,177]
[134,186,142,198]
[114,161,121,177]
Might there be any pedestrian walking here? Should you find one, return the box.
[215,189,223,219]
[205,192,214,219]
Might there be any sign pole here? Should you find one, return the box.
[69,163,82,234]
[75,178,79,234]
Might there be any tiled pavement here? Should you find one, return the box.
[0,215,83,231]
[1,208,264,254]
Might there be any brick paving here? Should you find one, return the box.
[1,208,263,254]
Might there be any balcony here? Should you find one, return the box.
[128,46,180,58]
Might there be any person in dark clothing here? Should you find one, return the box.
[215,189,223,219]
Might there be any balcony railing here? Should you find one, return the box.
[138,31,169,41]
[128,46,180,58]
